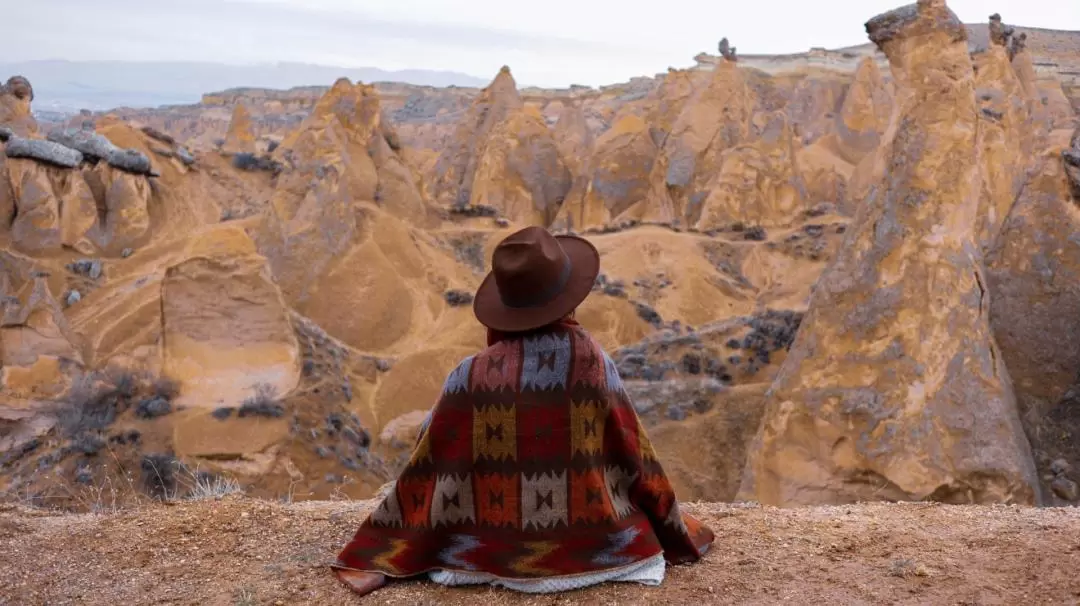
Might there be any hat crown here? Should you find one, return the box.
[492,227,571,309]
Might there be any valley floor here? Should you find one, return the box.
[1,498,1078,605]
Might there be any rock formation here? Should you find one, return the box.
[988,13,1014,47]
[695,111,808,229]
[642,58,753,225]
[47,129,157,176]
[0,76,39,137]
[432,67,571,225]
[258,78,433,315]
[0,128,156,256]
[552,114,659,230]
[1,273,84,402]
[987,127,1080,503]
[739,0,1040,507]
[973,13,1037,250]
[2,7,1079,509]
[222,104,256,154]
[718,38,738,62]
[162,225,301,408]
[2,154,97,253]
[834,58,894,166]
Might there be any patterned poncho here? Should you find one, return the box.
[333,320,714,580]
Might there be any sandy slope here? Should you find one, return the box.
[2,498,1079,605]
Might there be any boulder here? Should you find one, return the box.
[4,137,83,169]
[46,128,118,161]
[107,148,155,176]
[739,0,1040,507]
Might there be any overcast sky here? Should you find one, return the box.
[7,0,1079,87]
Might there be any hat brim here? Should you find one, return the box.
[473,235,600,333]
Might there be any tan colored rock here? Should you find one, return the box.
[222,104,256,154]
[0,276,83,401]
[552,102,593,179]
[553,114,659,230]
[696,111,808,229]
[4,158,98,254]
[468,111,572,225]
[740,0,1039,507]
[260,79,432,316]
[642,59,753,225]
[834,58,893,165]
[432,67,571,224]
[84,163,151,253]
[973,43,1034,250]
[0,76,39,137]
[987,128,1080,501]
[162,224,300,409]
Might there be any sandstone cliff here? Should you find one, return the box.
[740,0,1040,506]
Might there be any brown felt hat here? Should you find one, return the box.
[473,226,600,332]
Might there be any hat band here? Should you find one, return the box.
[500,254,573,309]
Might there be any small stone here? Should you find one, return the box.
[341,426,371,449]
[176,147,196,166]
[121,248,134,258]
[64,290,82,307]
[67,259,103,279]
[665,405,688,421]
[1050,459,1072,477]
[75,467,94,485]
[1051,476,1079,502]
[135,397,172,419]
[444,290,474,307]
[211,407,234,420]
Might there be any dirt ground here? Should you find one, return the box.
[1,498,1079,605]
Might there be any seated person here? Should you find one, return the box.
[332,226,714,596]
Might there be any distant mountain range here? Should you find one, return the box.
[0,60,490,115]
